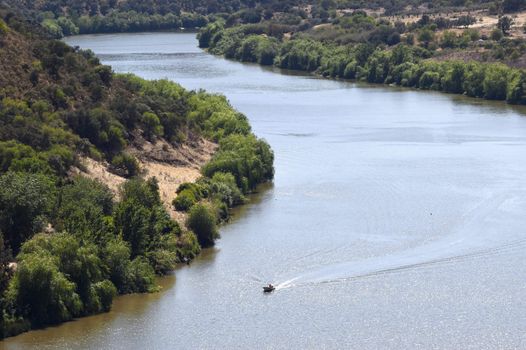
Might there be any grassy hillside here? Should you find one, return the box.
[0,4,273,338]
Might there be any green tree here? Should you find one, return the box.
[440,31,458,48]
[114,178,178,257]
[506,70,526,104]
[483,64,510,100]
[141,112,164,140]
[18,233,115,315]
[497,16,514,35]
[418,29,435,48]
[186,204,218,247]
[491,28,504,41]
[442,62,465,94]
[7,251,82,326]
[0,173,55,253]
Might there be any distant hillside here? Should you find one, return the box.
[6,0,305,36]
[9,0,525,37]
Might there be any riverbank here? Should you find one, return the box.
[0,8,274,338]
[0,72,273,338]
[198,20,526,106]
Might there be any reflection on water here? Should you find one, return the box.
[3,32,526,349]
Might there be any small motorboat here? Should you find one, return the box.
[263,284,275,293]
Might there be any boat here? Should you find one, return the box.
[263,284,275,293]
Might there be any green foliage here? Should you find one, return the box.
[57,17,79,36]
[127,256,158,293]
[41,19,63,38]
[507,70,526,104]
[101,238,156,293]
[141,112,164,140]
[203,134,274,192]
[114,178,181,258]
[55,177,114,243]
[188,92,251,141]
[198,21,224,48]
[491,28,504,41]
[8,244,82,326]
[91,280,117,312]
[497,16,514,36]
[483,64,510,100]
[0,19,8,35]
[209,172,246,207]
[203,21,526,106]
[111,153,140,178]
[279,39,326,71]
[173,189,199,211]
[187,204,218,247]
[0,172,55,253]
[19,233,108,312]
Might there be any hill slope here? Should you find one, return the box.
[0,3,273,338]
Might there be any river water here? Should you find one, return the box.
[3,32,526,349]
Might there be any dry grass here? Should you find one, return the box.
[381,9,526,39]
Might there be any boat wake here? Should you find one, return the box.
[274,237,526,290]
[272,191,526,291]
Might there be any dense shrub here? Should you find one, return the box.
[7,251,82,326]
[203,134,274,192]
[55,177,114,243]
[0,19,8,35]
[186,204,218,247]
[0,172,55,253]
[173,189,198,211]
[111,153,140,178]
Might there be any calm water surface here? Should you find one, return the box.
[3,32,526,349]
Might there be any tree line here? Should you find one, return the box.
[199,17,526,104]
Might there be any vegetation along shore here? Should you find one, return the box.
[0,3,273,338]
[197,1,526,105]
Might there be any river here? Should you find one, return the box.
[3,32,526,349]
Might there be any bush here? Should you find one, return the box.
[55,177,114,243]
[0,19,9,35]
[186,204,219,248]
[506,70,526,104]
[172,189,198,211]
[483,64,510,100]
[103,238,133,293]
[147,248,178,275]
[111,153,140,178]
[203,134,274,192]
[210,172,245,207]
[127,257,157,293]
[41,19,63,38]
[177,230,201,260]
[141,112,163,140]
[491,28,504,41]
[0,172,55,253]
[8,251,82,326]
[91,280,117,312]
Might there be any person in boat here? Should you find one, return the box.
[268,283,273,289]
